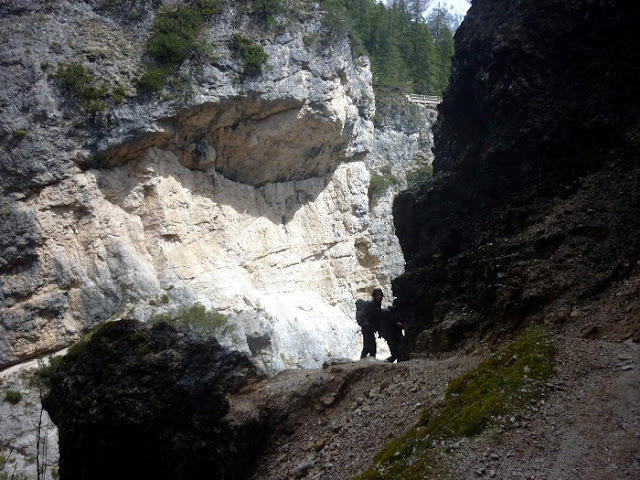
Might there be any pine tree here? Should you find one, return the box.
[428,6,454,94]
[323,0,454,95]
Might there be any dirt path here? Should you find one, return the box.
[240,335,639,480]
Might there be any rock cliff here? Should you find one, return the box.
[393,0,640,353]
[0,0,434,372]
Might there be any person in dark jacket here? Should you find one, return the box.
[380,300,404,363]
[358,288,383,359]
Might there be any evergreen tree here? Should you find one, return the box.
[322,0,454,95]
[428,6,455,94]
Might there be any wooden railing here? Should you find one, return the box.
[406,94,441,106]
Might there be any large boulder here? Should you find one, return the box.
[43,319,265,480]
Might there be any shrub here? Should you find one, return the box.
[4,390,22,405]
[319,0,349,38]
[140,1,220,92]
[112,84,128,103]
[12,129,28,140]
[146,5,203,65]
[150,302,235,337]
[303,33,318,47]
[192,0,223,17]
[368,173,400,199]
[406,164,433,185]
[256,0,283,26]
[35,355,65,388]
[55,62,109,112]
[374,87,423,130]
[138,64,173,93]
[230,34,268,76]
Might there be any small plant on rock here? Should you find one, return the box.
[406,164,433,185]
[55,62,109,113]
[150,302,235,337]
[12,129,28,140]
[256,0,284,26]
[4,390,23,405]
[230,34,268,76]
[368,173,400,199]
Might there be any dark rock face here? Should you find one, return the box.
[393,0,640,352]
[43,320,266,480]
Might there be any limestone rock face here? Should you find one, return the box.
[366,104,437,291]
[0,0,427,372]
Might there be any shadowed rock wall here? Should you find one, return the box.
[393,0,640,353]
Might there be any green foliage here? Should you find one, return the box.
[355,326,555,480]
[64,322,107,363]
[192,0,223,16]
[138,65,173,93]
[369,173,400,199]
[374,87,423,129]
[140,1,220,92]
[426,326,554,437]
[319,0,454,96]
[35,355,65,388]
[112,84,128,103]
[230,34,268,76]
[147,5,203,65]
[319,0,349,38]
[256,0,283,26]
[12,129,28,140]
[56,62,109,112]
[406,163,433,185]
[0,473,29,480]
[150,302,235,337]
[303,33,319,47]
[4,390,22,405]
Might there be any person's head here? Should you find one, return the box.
[372,288,383,303]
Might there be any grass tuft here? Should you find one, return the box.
[56,62,109,112]
[4,390,23,405]
[150,302,235,337]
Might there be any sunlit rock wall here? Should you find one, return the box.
[0,0,433,373]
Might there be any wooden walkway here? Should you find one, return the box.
[406,94,441,107]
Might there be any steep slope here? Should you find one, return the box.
[392,0,640,354]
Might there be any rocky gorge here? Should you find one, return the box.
[1,0,639,479]
[1,0,434,477]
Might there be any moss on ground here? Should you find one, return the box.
[354,325,555,480]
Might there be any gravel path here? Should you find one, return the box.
[242,335,639,480]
